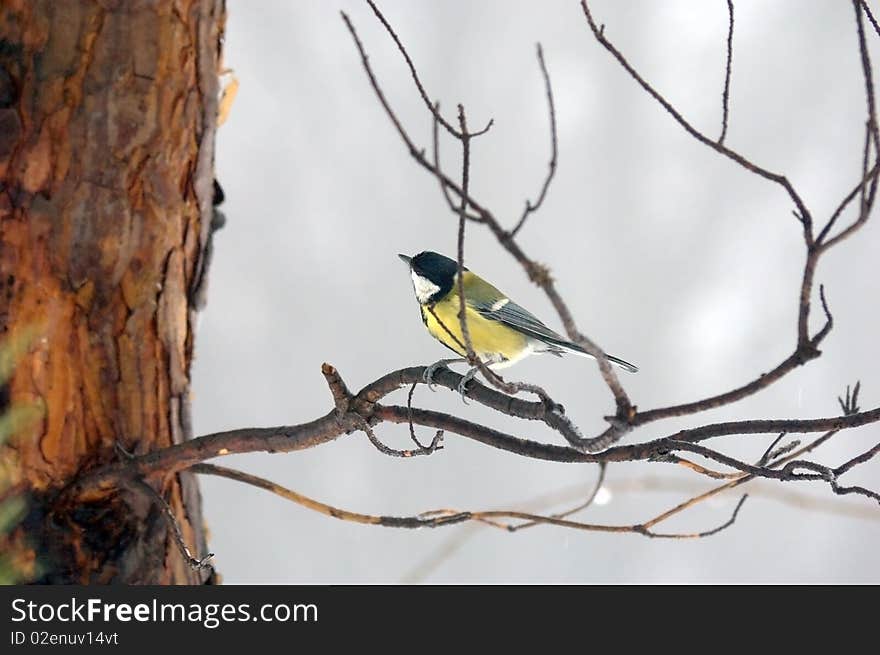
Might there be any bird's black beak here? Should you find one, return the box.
[397,253,412,266]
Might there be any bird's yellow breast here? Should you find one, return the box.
[420,294,530,365]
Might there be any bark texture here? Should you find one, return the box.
[0,0,224,583]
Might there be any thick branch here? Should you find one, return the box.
[378,403,880,465]
[66,363,880,497]
[632,338,827,426]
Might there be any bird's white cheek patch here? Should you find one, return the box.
[411,272,440,303]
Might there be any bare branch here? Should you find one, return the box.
[578,0,855,389]
[509,462,607,531]
[822,1,880,250]
[431,101,482,222]
[835,439,880,477]
[816,127,879,247]
[407,382,444,451]
[350,4,871,451]
[322,362,353,413]
[363,0,492,139]
[632,346,821,426]
[839,381,862,416]
[664,439,880,505]
[359,414,441,458]
[654,453,740,480]
[67,361,880,509]
[192,462,747,539]
[378,403,880,466]
[756,433,788,467]
[192,463,469,528]
[645,495,749,539]
[641,430,839,530]
[130,479,214,571]
[862,0,880,38]
[830,481,880,504]
[579,0,814,233]
[510,43,558,237]
[854,0,878,131]
[719,0,734,144]
[455,104,476,369]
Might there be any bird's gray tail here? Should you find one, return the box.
[544,341,639,373]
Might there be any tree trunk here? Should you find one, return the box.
[0,0,224,583]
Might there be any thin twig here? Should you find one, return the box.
[839,381,862,416]
[130,479,214,571]
[447,110,558,405]
[835,440,880,477]
[756,433,787,467]
[407,382,444,451]
[641,430,839,530]
[633,280,832,428]
[579,0,813,230]
[358,415,440,458]
[510,43,558,237]
[861,0,880,38]
[655,454,740,480]
[192,462,747,538]
[646,495,749,539]
[854,0,878,131]
[632,348,818,425]
[509,462,607,531]
[455,105,476,368]
[364,0,493,139]
[432,101,482,222]
[818,147,878,252]
[719,0,734,144]
[406,462,877,583]
[816,126,877,246]
[665,439,880,504]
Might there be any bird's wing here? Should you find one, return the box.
[464,276,639,373]
[469,295,568,347]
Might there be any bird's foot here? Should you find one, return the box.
[423,358,465,390]
[457,366,479,404]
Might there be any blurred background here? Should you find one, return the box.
[192,0,880,582]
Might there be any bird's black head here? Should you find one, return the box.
[398,251,462,304]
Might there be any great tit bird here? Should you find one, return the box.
[399,251,638,385]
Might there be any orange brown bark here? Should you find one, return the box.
[0,0,225,583]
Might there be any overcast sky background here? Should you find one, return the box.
[191,0,880,583]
